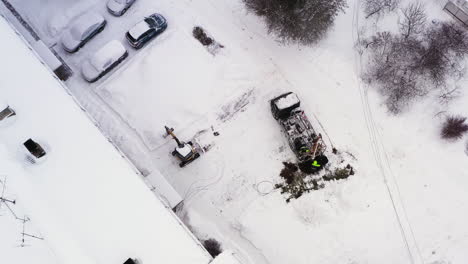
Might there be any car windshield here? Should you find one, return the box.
[153,16,165,26]
[145,17,157,28]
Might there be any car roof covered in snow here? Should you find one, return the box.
[129,19,151,39]
[69,11,104,39]
[0,17,211,264]
[274,92,300,110]
[90,40,126,70]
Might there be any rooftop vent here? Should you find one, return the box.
[23,139,46,159]
[0,106,15,121]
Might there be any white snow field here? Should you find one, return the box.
[0,16,213,264]
[2,0,468,264]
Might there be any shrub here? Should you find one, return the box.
[203,238,222,257]
[243,0,347,44]
[280,162,298,184]
[323,164,355,181]
[441,116,468,140]
[193,26,213,46]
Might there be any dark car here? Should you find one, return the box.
[125,14,167,49]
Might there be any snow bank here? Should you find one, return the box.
[211,250,243,264]
[0,16,211,264]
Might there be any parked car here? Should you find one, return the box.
[23,138,47,164]
[81,40,128,83]
[125,14,167,49]
[107,0,136,16]
[61,12,106,53]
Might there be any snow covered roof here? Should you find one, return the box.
[69,12,105,40]
[0,17,211,264]
[275,92,300,110]
[129,20,150,39]
[90,40,126,70]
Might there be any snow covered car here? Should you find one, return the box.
[61,12,106,53]
[270,92,326,162]
[125,14,167,49]
[81,40,128,83]
[107,0,136,16]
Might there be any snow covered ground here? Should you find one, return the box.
[3,0,468,263]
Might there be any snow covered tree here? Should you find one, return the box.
[243,0,347,44]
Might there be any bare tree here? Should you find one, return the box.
[364,20,468,113]
[399,2,427,39]
[364,32,427,113]
[364,0,400,19]
[243,0,347,44]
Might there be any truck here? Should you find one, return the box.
[270,92,327,165]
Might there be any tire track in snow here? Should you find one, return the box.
[351,1,424,263]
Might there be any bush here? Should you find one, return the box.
[243,0,347,44]
[280,162,298,184]
[441,116,468,140]
[203,238,222,257]
[193,27,214,46]
[323,164,355,181]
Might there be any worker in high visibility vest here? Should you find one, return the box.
[300,146,310,153]
[311,155,328,169]
[312,160,321,167]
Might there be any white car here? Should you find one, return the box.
[81,40,128,83]
[61,12,106,53]
[107,0,136,16]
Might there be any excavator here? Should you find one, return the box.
[164,126,201,168]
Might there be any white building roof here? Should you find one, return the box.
[210,251,244,264]
[0,16,212,264]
